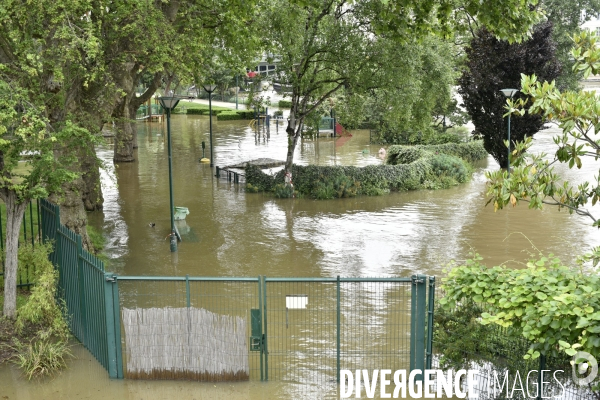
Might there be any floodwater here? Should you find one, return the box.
[2,108,600,399]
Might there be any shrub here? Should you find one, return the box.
[9,338,73,380]
[217,111,244,121]
[4,243,73,380]
[387,141,487,165]
[429,153,469,183]
[186,109,204,115]
[245,142,486,198]
[274,183,294,198]
[278,100,292,108]
[15,243,68,337]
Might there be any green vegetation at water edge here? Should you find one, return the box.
[216,110,255,120]
[246,141,487,199]
[172,101,233,115]
[1,243,72,378]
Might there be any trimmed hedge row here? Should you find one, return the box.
[278,100,292,108]
[216,110,255,120]
[246,141,488,199]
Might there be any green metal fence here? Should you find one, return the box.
[40,199,123,379]
[38,199,434,385]
[0,198,43,288]
[114,274,435,386]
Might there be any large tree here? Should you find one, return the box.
[0,0,99,317]
[104,0,262,163]
[459,22,561,169]
[262,0,544,181]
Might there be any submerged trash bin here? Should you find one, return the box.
[174,206,189,221]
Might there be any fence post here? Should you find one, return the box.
[185,274,190,308]
[104,274,123,379]
[410,274,427,380]
[77,235,87,346]
[258,276,264,382]
[425,276,435,370]
[336,275,341,384]
[262,275,269,381]
[537,354,546,400]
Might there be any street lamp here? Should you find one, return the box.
[202,84,217,167]
[500,88,518,177]
[158,95,181,252]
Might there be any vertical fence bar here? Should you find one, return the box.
[37,199,41,243]
[262,275,269,381]
[410,275,427,380]
[22,212,27,244]
[113,277,123,379]
[29,201,34,246]
[77,235,87,346]
[336,275,341,384]
[410,276,417,372]
[425,276,435,370]
[258,276,264,382]
[537,354,546,400]
[0,204,3,251]
[104,274,119,379]
[185,274,190,308]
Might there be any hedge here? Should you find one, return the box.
[245,141,488,199]
[387,141,487,165]
[278,100,292,108]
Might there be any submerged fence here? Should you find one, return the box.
[115,275,435,386]
[40,199,123,378]
[39,199,434,385]
[432,300,599,400]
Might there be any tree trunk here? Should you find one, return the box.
[51,179,94,252]
[2,192,27,318]
[80,146,104,211]
[113,67,162,163]
[113,62,137,163]
[284,96,303,176]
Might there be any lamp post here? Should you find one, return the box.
[500,88,518,177]
[202,84,217,167]
[158,95,181,252]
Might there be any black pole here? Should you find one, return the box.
[209,92,214,167]
[166,108,177,252]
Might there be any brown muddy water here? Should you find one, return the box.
[2,113,600,399]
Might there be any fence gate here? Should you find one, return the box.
[113,275,434,386]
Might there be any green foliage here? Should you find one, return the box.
[434,301,531,372]
[273,183,294,198]
[216,111,253,121]
[487,33,600,265]
[9,338,73,380]
[459,22,561,169]
[278,100,292,108]
[86,226,105,254]
[15,243,68,338]
[246,142,486,199]
[186,109,205,115]
[387,141,487,165]
[429,154,469,184]
[440,253,600,363]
